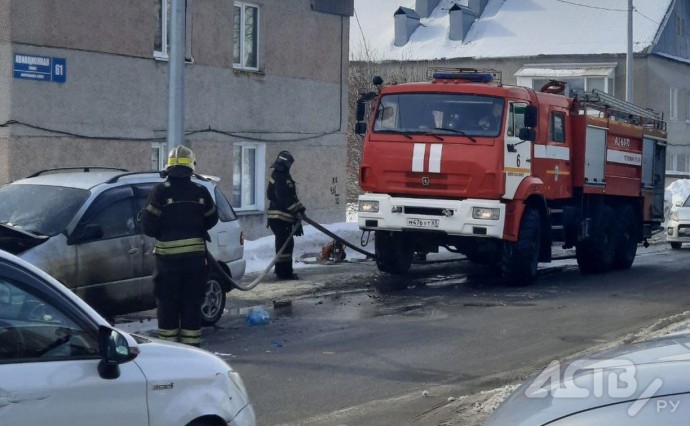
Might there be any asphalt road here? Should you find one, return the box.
[201,242,690,426]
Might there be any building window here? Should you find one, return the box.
[232,143,265,211]
[151,142,167,171]
[516,64,616,97]
[670,87,679,122]
[667,153,690,175]
[233,2,259,70]
[155,0,193,61]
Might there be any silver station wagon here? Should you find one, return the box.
[0,168,245,325]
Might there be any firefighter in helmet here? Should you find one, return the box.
[142,145,218,347]
[266,150,304,280]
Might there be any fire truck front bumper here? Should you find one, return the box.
[357,194,505,238]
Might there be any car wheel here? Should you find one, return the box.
[374,231,413,275]
[671,242,683,249]
[576,205,615,274]
[201,276,226,326]
[612,205,638,270]
[501,207,541,286]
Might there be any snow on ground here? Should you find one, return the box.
[243,221,366,274]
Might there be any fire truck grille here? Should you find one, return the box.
[404,207,446,216]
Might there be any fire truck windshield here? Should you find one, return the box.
[373,93,505,138]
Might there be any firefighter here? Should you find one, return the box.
[266,150,304,280]
[142,145,218,347]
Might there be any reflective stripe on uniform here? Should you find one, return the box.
[267,210,297,223]
[158,328,179,341]
[287,201,304,214]
[146,204,162,216]
[154,237,206,255]
[179,328,202,345]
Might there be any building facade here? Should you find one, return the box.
[0,0,352,238]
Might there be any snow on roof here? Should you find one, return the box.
[351,0,673,61]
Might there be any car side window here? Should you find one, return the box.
[0,277,98,361]
[133,183,157,231]
[75,186,136,242]
[215,187,238,222]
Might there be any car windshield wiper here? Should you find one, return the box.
[375,130,413,140]
[434,127,477,143]
[406,130,444,141]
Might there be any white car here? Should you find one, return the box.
[666,193,690,249]
[0,249,255,426]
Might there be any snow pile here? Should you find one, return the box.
[243,221,365,274]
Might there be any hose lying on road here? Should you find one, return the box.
[207,222,301,292]
[207,212,376,292]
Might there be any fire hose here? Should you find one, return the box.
[207,212,376,292]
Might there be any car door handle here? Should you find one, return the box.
[129,248,140,255]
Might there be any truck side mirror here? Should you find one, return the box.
[524,105,538,128]
[518,128,537,142]
[355,122,367,135]
[356,91,377,121]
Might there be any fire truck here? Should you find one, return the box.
[354,69,667,287]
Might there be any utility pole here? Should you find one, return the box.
[626,0,633,102]
[167,0,186,149]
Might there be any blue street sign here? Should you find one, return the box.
[13,53,67,83]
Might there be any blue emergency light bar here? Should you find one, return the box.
[432,72,494,83]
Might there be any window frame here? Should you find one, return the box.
[233,1,260,71]
[154,0,193,62]
[550,111,566,143]
[151,142,167,171]
[670,87,679,122]
[232,142,265,212]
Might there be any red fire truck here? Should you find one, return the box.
[355,69,667,287]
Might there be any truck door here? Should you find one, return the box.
[503,102,532,199]
[532,108,572,199]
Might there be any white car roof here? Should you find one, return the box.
[10,171,214,191]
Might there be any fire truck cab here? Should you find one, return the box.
[355,69,666,288]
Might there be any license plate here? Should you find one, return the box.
[406,218,439,228]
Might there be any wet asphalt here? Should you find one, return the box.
[184,242,690,425]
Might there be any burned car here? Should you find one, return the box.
[0,168,245,325]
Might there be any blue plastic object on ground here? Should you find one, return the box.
[246,307,270,325]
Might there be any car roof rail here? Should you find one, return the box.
[104,171,213,184]
[105,171,162,184]
[26,167,129,178]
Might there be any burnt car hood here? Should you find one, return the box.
[0,223,49,254]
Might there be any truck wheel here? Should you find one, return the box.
[501,207,540,286]
[612,205,638,269]
[374,231,413,275]
[671,242,683,249]
[201,275,226,326]
[576,205,615,274]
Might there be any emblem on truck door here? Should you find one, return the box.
[422,177,430,186]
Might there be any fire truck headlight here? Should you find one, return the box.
[359,200,379,213]
[472,207,500,220]
[671,210,680,221]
